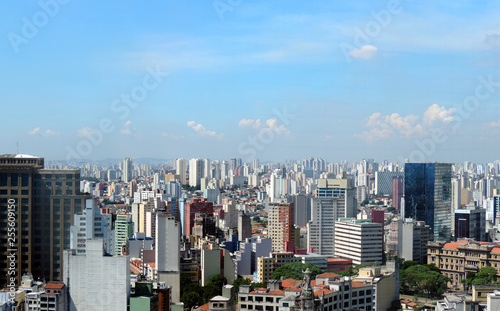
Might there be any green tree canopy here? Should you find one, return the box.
[181,292,204,310]
[271,262,322,281]
[400,264,449,298]
[207,274,227,290]
[464,266,498,287]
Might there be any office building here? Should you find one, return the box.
[375,171,404,196]
[63,239,130,311]
[334,218,383,265]
[404,163,453,241]
[398,219,432,264]
[0,154,89,286]
[307,178,357,257]
[454,203,486,242]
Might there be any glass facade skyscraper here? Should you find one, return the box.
[404,163,452,241]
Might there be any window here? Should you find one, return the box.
[21,174,29,187]
[11,174,18,187]
[0,174,7,187]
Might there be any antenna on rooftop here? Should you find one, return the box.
[16,141,19,155]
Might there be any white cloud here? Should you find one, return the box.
[349,45,378,60]
[29,127,59,136]
[77,127,92,137]
[29,127,40,135]
[238,119,255,127]
[423,104,455,125]
[238,118,290,135]
[187,121,223,138]
[121,121,135,135]
[356,104,456,142]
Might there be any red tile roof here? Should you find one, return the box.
[442,241,468,249]
[317,272,341,278]
[45,284,64,289]
[282,278,301,288]
[196,303,209,310]
[314,288,332,296]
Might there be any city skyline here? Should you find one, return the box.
[2,1,500,163]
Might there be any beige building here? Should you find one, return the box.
[256,252,300,283]
[427,240,500,290]
[352,264,399,311]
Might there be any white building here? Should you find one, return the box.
[335,218,383,265]
[175,158,187,184]
[189,158,203,187]
[70,199,114,255]
[63,239,130,311]
[123,157,132,182]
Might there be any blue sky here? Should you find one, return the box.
[1,0,500,163]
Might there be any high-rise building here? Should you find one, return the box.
[392,176,403,210]
[184,199,214,236]
[63,239,130,311]
[175,158,187,184]
[0,154,89,286]
[375,171,404,196]
[70,199,114,255]
[123,157,132,182]
[334,218,383,265]
[398,219,431,264]
[114,213,133,256]
[188,158,203,188]
[267,202,295,252]
[404,163,452,241]
[455,203,486,242]
[307,178,357,257]
[156,214,180,302]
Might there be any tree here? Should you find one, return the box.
[203,284,221,301]
[400,264,449,298]
[207,274,227,290]
[464,266,498,287]
[252,216,260,222]
[181,292,204,310]
[360,199,369,206]
[271,262,322,280]
[386,207,396,213]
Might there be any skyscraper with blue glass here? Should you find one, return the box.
[404,163,452,241]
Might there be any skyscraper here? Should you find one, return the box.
[175,158,187,184]
[404,163,452,241]
[267,202,295,252]
[188,158,203,187]
[392,176,403,209]
[307,178,357,257]
[122,157,132,182]
[0,154,89,286]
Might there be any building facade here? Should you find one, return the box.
[0,154,89,286]
[404,163,452,241]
